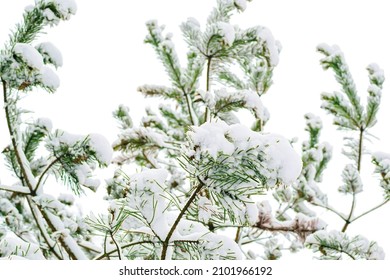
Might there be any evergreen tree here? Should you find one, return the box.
[0,0,387,260]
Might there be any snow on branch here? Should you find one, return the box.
[44,130,113,193]
[365,63,384,129]
[201,88,270,124]
[183,120,302,223]
[317,43,363,128]
[338,164,363,194]
[0,184,30,194]
[372,152,390,198]
[254,201,326,241]
[306,230,385,260]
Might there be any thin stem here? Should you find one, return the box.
[34,157,60,193]
[161,179,205,260]
[94,240,155,260]
[311,201,347,221]
[350,199,390,223]
[341,127,364,233]
[203,57,212,123]
[276,198,298,220]
[142,150,158,169]
[2,79,34,193]
[341,195,355,233]
[110,230,122,260]
[108,211,123,260]
[184,93,198,126]
[103,234,110,260]
[26,196,63,260]
[234,227,241,243]
[357,127,364,172]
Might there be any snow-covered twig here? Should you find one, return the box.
[0,184,30,195]
[26,197,63,259]
[2,79,35,192]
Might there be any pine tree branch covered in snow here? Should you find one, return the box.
[0,0,112,260]
[0,0,388,260]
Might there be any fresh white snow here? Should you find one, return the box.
[234,0,247,12]
[39,66,60,89]
[36,42,63,68]
[13,43,44,70]
[216,22,236,46]
[88,133,113,166]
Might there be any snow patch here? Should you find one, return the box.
[0,236,45,260]
[234,0,247,11]
[88,133,113,165]
[39,65,60,89]
[36,42,63,68]
[216,22,235,46]
[256,27,280,66]
[13,43,44,70]
[189,120,234,159]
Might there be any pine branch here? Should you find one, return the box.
[364,63,384,129]
[317,44,363,123]
[161,178,205,260]
[26,196,63,260]
[34,157,61,193]
[145,21,199,126]
[39,207,87,260]
[6,4,45,48]
[3,79,35,192]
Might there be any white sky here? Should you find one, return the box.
[1,0,390,258]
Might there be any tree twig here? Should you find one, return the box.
[0,184,30,195]
[26,196,63,260]
[350,199,390,223]
[341,127,364,232]
[34,157,61,193]
[203,56,212,123]
[160,178,205,260]
[2,79,35,193]
[94,240,155,260]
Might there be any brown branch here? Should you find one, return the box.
[203,56,212,123]
[160,179,205,260]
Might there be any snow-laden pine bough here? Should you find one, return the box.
[0,0,387,260]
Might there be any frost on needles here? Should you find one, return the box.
[110,0,318,260]
[0,0,113,260]
[0,0,388,260]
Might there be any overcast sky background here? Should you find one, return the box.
[1,0,390,259]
